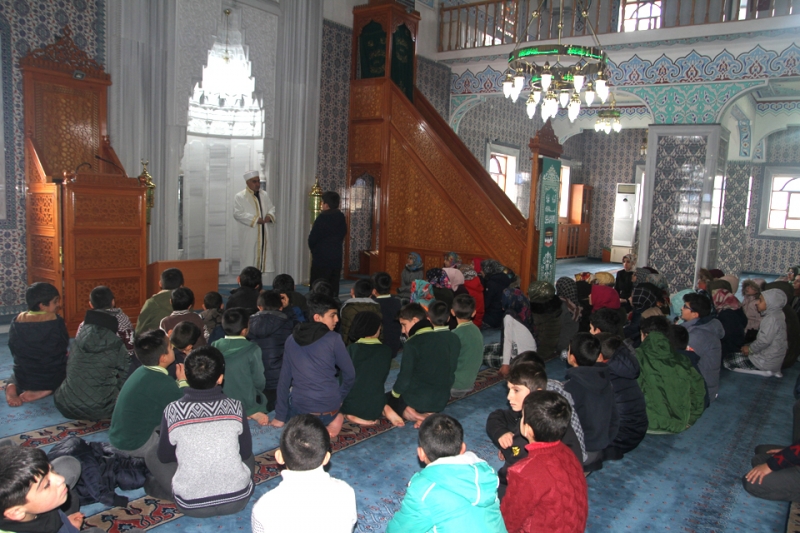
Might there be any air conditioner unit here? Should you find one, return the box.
[611,183,639,247]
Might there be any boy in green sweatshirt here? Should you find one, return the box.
[212,308,269,425]
[387,303,460,428]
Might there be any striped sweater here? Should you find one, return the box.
[157,387,254,511]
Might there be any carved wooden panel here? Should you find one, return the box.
[25,147,47,183]
[30,235,56,270]
[352,124,383,163]
[73,195,142,228]
[75,278,141,311]
[424,254,441,272]
[387,136,481,253]
[34,83,99,176]
[389,96,522,271]
[74,236,140,270]
[28,194,56,226]
[352,84,383,119]
[386,251,401,284]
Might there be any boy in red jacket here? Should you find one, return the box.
[501,390,588,533]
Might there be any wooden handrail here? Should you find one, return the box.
[412,87,527,230]
[439,0,796,51]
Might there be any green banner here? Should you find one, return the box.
[537,156,561,284]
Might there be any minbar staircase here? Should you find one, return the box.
[346,0,540,287]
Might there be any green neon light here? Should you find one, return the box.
[566,46,603,60]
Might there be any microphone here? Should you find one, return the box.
[94,154,126,174]
[75,162,92,172]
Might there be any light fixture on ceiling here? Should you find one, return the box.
[503,0,611,125]
[223,9,231,63]
[639,130,648,156]
[594,95,621,134]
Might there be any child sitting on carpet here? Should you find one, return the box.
[109,330,187,458]
[742,438,800,502]
[145,346,256,517]
[6,282,69,407]
[340,311,404,427]
[270,294,356,438]
[500,391,588,533]
[159,288,206,347]
[136,268,183,336]
[53,289,130,421]
[387,414,506,533]
[450,294,484,398]
[168,321,201,379]
[247,290,295,413]
[200,291,224,343]
[0,446,146,533]
[272,273,308,317]
[212,308,269,426]
[387,303,459,428]
[252,415,356,532]
[564,333,619,472]
[486,360,584,498]
[723,288,788,377]
[339,278,381,345]
[371,271,403,357]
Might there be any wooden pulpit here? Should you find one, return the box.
[21,27,148,334]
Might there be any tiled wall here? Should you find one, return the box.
[316,20,452,272]
[717,161,750,277]
[742,127,800,275]
[578,129,645,258]
[0,1,106,313]
[648,135,709,291]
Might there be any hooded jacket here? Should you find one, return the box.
[764,281,800,369]
[530,295,563,361]
[274,322,355,422]
[598,340,648,454]
[54,310,129,421]
[247,309,295,390]
[563,365,619,452]
[211,336,267,417]
[748,288,788,372]
[636,332,706,433]
[386,451,507,533]
[682,315,725,401]
[339,297,382,345]
[462,277,485,327]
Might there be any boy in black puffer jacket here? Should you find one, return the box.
[247,290,295,413]
[594,333,648,461]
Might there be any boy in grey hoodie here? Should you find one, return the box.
[724,288,788,377]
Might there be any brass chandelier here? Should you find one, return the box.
[502,0,613,126]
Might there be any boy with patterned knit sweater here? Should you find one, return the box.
[501,391,588,533]
[145,346,255,516]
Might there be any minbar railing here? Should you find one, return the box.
[439,0,795,51]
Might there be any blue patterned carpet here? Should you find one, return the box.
[0,256,794,533]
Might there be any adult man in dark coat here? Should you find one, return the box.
[308,191,347,297]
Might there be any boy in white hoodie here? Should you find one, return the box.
[723,288,788,377]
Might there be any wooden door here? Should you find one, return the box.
[61,178,148,334]
[578,224,591,256]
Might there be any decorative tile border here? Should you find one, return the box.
[731,105,751,157]
[449,44,800,95]
[757,101,800,114]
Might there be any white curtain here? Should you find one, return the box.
[269,0,323,283]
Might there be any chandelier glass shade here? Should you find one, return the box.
[594,108,622,134]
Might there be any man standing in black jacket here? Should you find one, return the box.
[308,191,347,297]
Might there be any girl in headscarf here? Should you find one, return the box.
[556,277,581,356]
[398,252,425,300]
[528,281,563,361]
[742,279,765,341]
[481,259,513,329]
[340,311,404,427]
[443,252,461,268]
[498,287,536,375]
[623,285,659,344]
[575,280,593,332]
[590,284,621,311]
[709,279,747,357]
[442,253,465,292]
[615,253,635,300]
[458,263,484,327]
[426,268,454,309]
[594,272,615,287]
[575,272,594,284]
[410,279,435,310]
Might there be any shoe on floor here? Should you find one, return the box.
[731,368,775,377]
